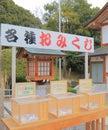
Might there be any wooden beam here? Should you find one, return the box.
[101,22,108,26]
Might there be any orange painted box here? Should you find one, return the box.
[48,92,82,118]
[11,95,50,125]
[79,90,106,110]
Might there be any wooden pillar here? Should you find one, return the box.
[91,120,95,130]
[12,47,16,97]
[86,122,90,130]
[101,118,105,130]
[63,57,66,79]
[59,58,61,80]
[85,52,88,79]
[96,119,100,130]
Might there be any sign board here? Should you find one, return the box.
[1,23,94,53]
[79,79,92,91]
[14,82,36,97]
[50,80,67,94]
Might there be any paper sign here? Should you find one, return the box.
[50,80,67,94]
[79,79,92,91]
[14,82,36,97]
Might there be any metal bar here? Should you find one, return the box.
[58,0,61,32]
[58,0,62,80]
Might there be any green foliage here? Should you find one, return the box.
[0,0,42,28]
[0,0,43,84]
[66,51,84,73]
[42,0,100,72]
[54,76,59,81]
[16,58,26,82]
[2,48,12,79]
[2,48,26,85]
[68,87,77,93]
[0,0,101,84]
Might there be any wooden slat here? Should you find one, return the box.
[96,119,100,130]
[86,122,90,130]
[91,120,95,130]
[101,118,105,130]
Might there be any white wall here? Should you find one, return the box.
[102,25,108,44]
[106,56,108,73]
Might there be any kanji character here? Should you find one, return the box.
[5,29,18,42]
[24,31,36,44]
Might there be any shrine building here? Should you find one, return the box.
[78,2,108,89]
[17,48,66,82]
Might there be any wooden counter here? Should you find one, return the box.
[2,107,108,130]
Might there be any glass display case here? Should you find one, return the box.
[48,92,82,118]
[79,90,106,110]
[11,96,50,125]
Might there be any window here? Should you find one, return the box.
[38,61,50,76]
[28,61,34,76]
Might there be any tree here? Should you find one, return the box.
[0,0,42,28]
[0,45,4,130]
[0,0,42,87]
[42,0,100,72]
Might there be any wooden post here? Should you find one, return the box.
[91,120,95,130]
[59,58,61,80]
[0,45,4,130]
[101,118,105,130]
[85,52,88,79]
[63,57,66,79]
[96,119,100,130]
[12,47,16,97]
[86,122,90,130]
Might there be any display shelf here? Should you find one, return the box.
[78,90,106,110]
[48,92,82,118]
[11,95,50,125]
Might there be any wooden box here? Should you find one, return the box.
[79,90,106,110]
[48,92,81,118]
[11,96,50,125]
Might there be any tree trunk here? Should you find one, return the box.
[0,45,4,130]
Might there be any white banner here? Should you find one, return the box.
[0,24,94,52]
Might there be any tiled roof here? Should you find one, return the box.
[24,48,66,56]
[76,46,108,57]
